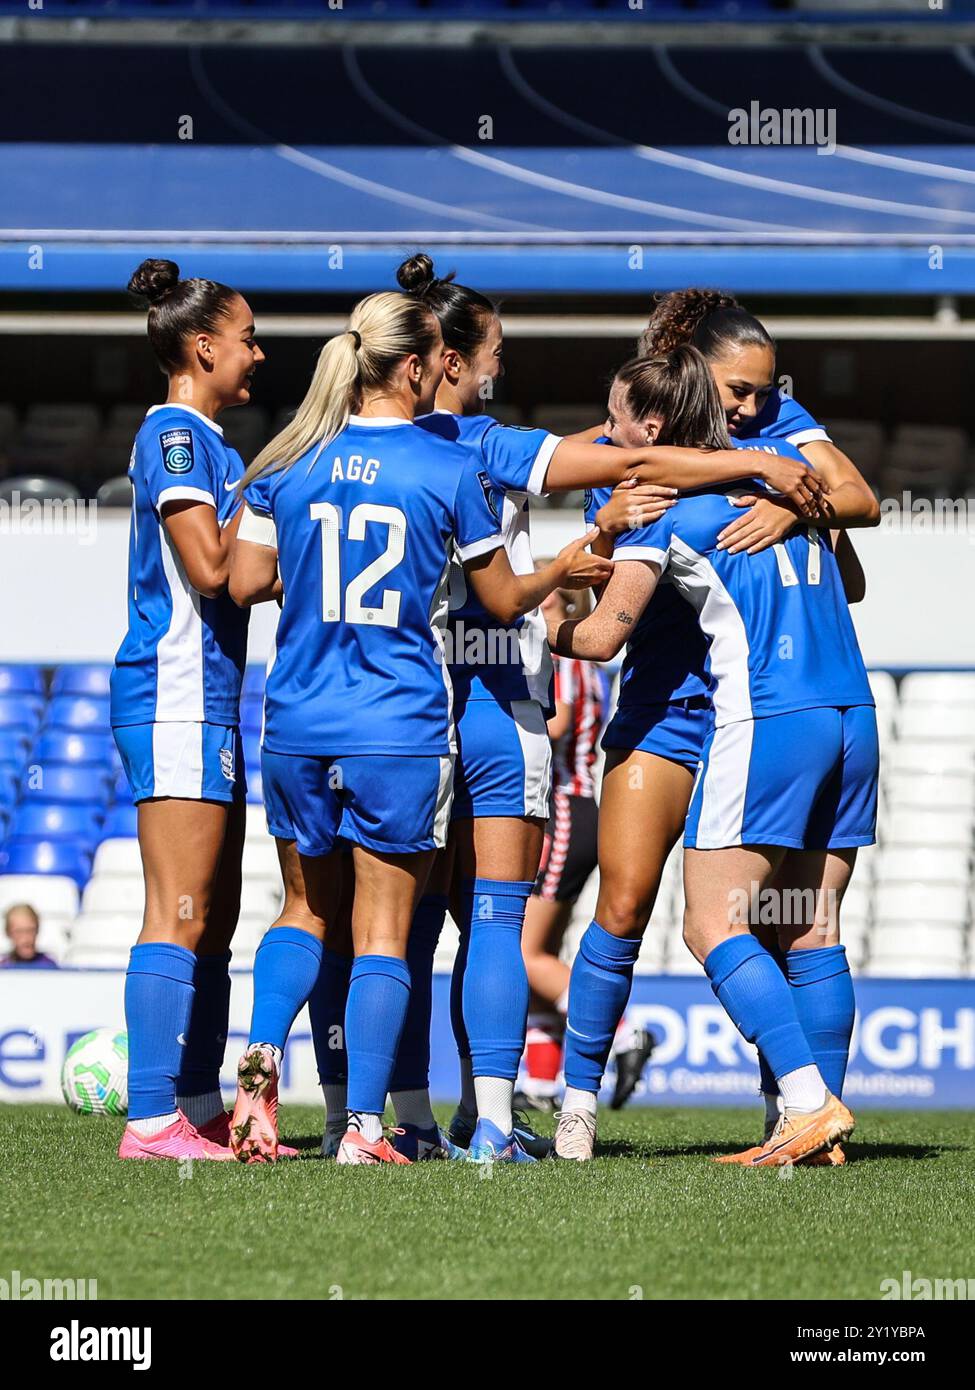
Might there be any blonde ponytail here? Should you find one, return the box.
[241,290,440,490]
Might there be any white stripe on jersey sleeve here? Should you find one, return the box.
[613,544,669,570]
[456,532,505,563]
[156,485,216,513]
[526,433,563,497]
[785,427,830,447]
[238,503,278,548]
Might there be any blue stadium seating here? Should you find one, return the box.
[50,664,112,698]
[10,803,104,843]
[0,1,966,17]
[44,695,111,731]
[21,765,112,808]
[242,666,267,699]
[102,803,139,839]
[0,665,45,698]
[0,696,44,735]
[0,731,31,765]
[0,837,92,889]
[34,730,116,767]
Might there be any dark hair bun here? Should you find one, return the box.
[128,258,180,306]
[396,253,438,296]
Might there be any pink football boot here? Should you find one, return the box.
[118,1111,236,1161]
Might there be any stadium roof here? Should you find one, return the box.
[6,42,975,295]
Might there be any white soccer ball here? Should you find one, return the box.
[61,1028,128,1116]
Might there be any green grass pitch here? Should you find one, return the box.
[3,1104,973,1301]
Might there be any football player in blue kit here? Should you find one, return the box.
[113,259,269,1163]
[550,346,879,1167]
[225,290,613,1165]
[638,289,879,1156]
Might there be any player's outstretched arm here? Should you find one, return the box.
[543,439,827,519]
[717,443,879,557]
[465,528,613,624]
[162,499,240,599]
[548,559,659,664]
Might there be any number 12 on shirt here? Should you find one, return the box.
[311,501,406,628]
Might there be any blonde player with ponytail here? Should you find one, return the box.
[225,291,613,1165]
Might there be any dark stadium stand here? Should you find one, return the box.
[1,400,973,502]
[0,1,972,18]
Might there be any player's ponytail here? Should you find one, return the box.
[241,291,440,489]
[396,252,497,361]
[639,288,774,363]
[128,258,240,375]
[614,345,731,451]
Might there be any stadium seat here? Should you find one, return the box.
[102,803,138,838]
[0,872,79,919]
[51,664,112,698]
[885,774,975,813]
[91,838,143,877]
[240,876,284,919]
[0,475,82,503]
[0,664,44,697]
[240,696,264,734]
[900,671,975,707]
[81,875,144,915]
[876,847,971,887]
[887,742,975,779]
[882,807,974,849]
[242,838,281,879]
[242,666,267,699]
[866,954,965,979]
[44,695,111,730]
[872,921,965,957]
[874,882,968,925]
[67,913,137,955]
[20,764,112,806]
[0,729,30,763]
[822,419,885,483]
[897,705,975,744]
[0,769,18,814]
[866,670,898,709]
[245,803,269,841]
[0,837,91,888]
[0,695,44,733]
[95,476,133,508]
[34,730,115,767]
[10,802,103,842]
[246,765,264,804]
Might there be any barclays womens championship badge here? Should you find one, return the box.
[160,428,195,475]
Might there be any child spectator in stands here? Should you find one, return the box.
[1,903,58,969]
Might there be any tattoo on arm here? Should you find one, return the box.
[616,610,634,626]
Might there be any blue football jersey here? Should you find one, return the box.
[242,416,504,757]
[584,439,710,706]
[741,390,830,449]
[417,412,560,707]
[111,404,249,728]
[613,464,873,727]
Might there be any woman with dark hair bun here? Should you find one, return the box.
[111,259,274,1163]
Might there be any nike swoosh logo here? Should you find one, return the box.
[565,1023,593,1041]
[224,480,240,491]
